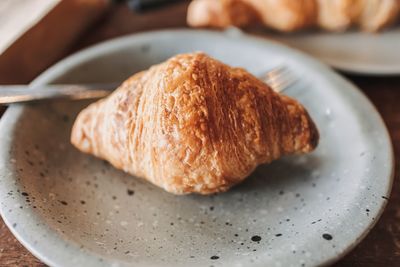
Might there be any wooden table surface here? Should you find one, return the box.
[0,2,399,266]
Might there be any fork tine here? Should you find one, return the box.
[267,74,298,92]
[265,65,287,76]
[273,76,299,93]
[264,66,289,82]
[261,65,298,93]
[263,65,289,84]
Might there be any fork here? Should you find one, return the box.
[0,66,296,105]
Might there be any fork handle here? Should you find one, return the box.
[0,83,119,105]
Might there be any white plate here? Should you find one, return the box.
[0,29,394,267]
[263,28,400,75]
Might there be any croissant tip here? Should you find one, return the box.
[307,119,320,151]
[297,110,319,154]
[71,106,96,155]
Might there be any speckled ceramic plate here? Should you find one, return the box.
[0,30,394,267]
[263,27,400,75]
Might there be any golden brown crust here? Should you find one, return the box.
[187,0,260,28]
[316,0,355,31]
[71,53,319,195]
[356,0,400,32]
[187,0,400,32]
[245,0,317,32]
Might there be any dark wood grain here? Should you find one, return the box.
[1,2,399,266]
[331,76,400,267]
[0,217,45,267]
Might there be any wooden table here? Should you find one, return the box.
[1,2,399,266]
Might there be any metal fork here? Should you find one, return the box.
[0,66,296,105]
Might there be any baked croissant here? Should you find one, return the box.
[187,0,317,31]
[187,0,400,32]
[317,0,400,31]
[356,0,400,32]
[71,53,319,195]
[316,0,356,31]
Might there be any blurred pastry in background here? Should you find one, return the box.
[316,0,356,31]
[356,0,400,32]
[243,0,317,32]
[186,0,260,28]
[187,0,400,32]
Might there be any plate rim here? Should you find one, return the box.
[0,28,395,267]
[322,58,400,76]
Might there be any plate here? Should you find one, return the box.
[262,28,400,75]
[0,29,394,267]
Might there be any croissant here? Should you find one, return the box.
[316,0,356,31]
[187,0,400,32]
[186,0,261,28]
[187,0,317,32]
[317,0,400,31]
[356,0,400,32]
[71,53,319,195]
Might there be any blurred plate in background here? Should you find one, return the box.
[261,28,400,75]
